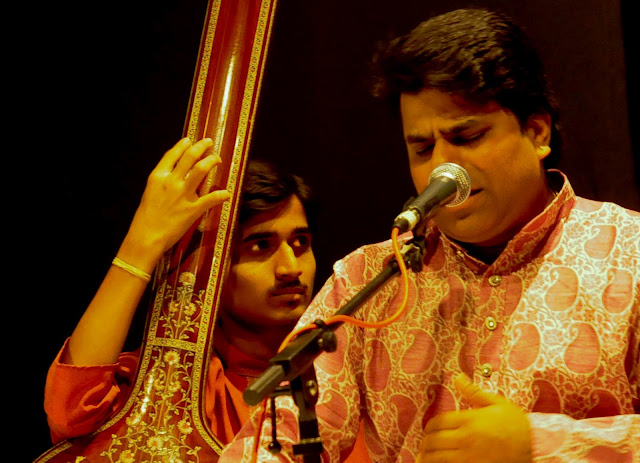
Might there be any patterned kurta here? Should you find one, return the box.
[220,172,640,462]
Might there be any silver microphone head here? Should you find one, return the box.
[428,163,471,207]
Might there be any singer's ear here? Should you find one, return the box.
[525,112,552,159]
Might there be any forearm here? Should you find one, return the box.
[64,138,230,366]
[64,233,163,366]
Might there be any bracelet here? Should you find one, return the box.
[112,257,152,283]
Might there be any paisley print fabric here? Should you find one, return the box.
[220,171,639,462]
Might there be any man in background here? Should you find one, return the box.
[41,138,368,461]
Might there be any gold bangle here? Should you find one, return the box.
[112,257,152,283]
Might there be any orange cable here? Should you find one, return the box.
[251,227,410,460]
[277,227,409,351]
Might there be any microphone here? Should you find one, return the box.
[392,162,470,233]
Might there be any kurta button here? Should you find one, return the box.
[456,250,465,259]
[480,363,493,377]
[485,316,497,331]
[488,275,502,286]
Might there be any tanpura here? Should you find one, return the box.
[34,1,279,461]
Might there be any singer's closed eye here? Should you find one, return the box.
[416,144,434,155]
[451,130,487,146]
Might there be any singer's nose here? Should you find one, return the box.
[431,140,457,168]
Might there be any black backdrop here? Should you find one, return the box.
[22,1,638,459]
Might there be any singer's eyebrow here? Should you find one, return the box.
[444,120,480,134]
[405,119,482,143]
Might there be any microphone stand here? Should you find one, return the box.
[243,235,427,463]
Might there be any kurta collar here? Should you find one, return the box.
[213,326,270,380]
[427,170,576,273]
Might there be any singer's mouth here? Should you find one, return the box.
[469,189,482,197]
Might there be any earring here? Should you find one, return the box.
[537,145,551,157]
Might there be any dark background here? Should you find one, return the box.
[19,0,638,460]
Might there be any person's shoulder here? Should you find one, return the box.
[573,196,640,220]
[327,234,412,288]
[569,197,640,254]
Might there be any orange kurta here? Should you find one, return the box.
[44,335,369,461]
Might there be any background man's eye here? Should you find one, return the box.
[293,235,311,248]
[249,240,270,253]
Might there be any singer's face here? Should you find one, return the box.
[400,88,553,247]
[221,195,316,331]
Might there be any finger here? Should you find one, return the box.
[155,137,192,173]
[419,429,460,453]
[173,138,214,180]
[454,372,504,408]
[184,153,223,192]
[423,411,466,433]
[197,189,232,209]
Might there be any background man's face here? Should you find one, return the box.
[222,195,316,330]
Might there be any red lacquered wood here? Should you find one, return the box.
[34,1,278,461]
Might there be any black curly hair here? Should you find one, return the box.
[238,159,317,233]
[370,8,562,168]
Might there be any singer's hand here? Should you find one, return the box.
[121,137,231,270]
[416,373,532,463]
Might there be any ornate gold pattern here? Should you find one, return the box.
[34,1,279,461]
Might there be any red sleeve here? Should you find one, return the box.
[43,338,140,443]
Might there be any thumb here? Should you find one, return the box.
[454,372,504,408]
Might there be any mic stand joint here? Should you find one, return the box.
[246,235,427,462]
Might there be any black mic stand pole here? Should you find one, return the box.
[244,235,427,463]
